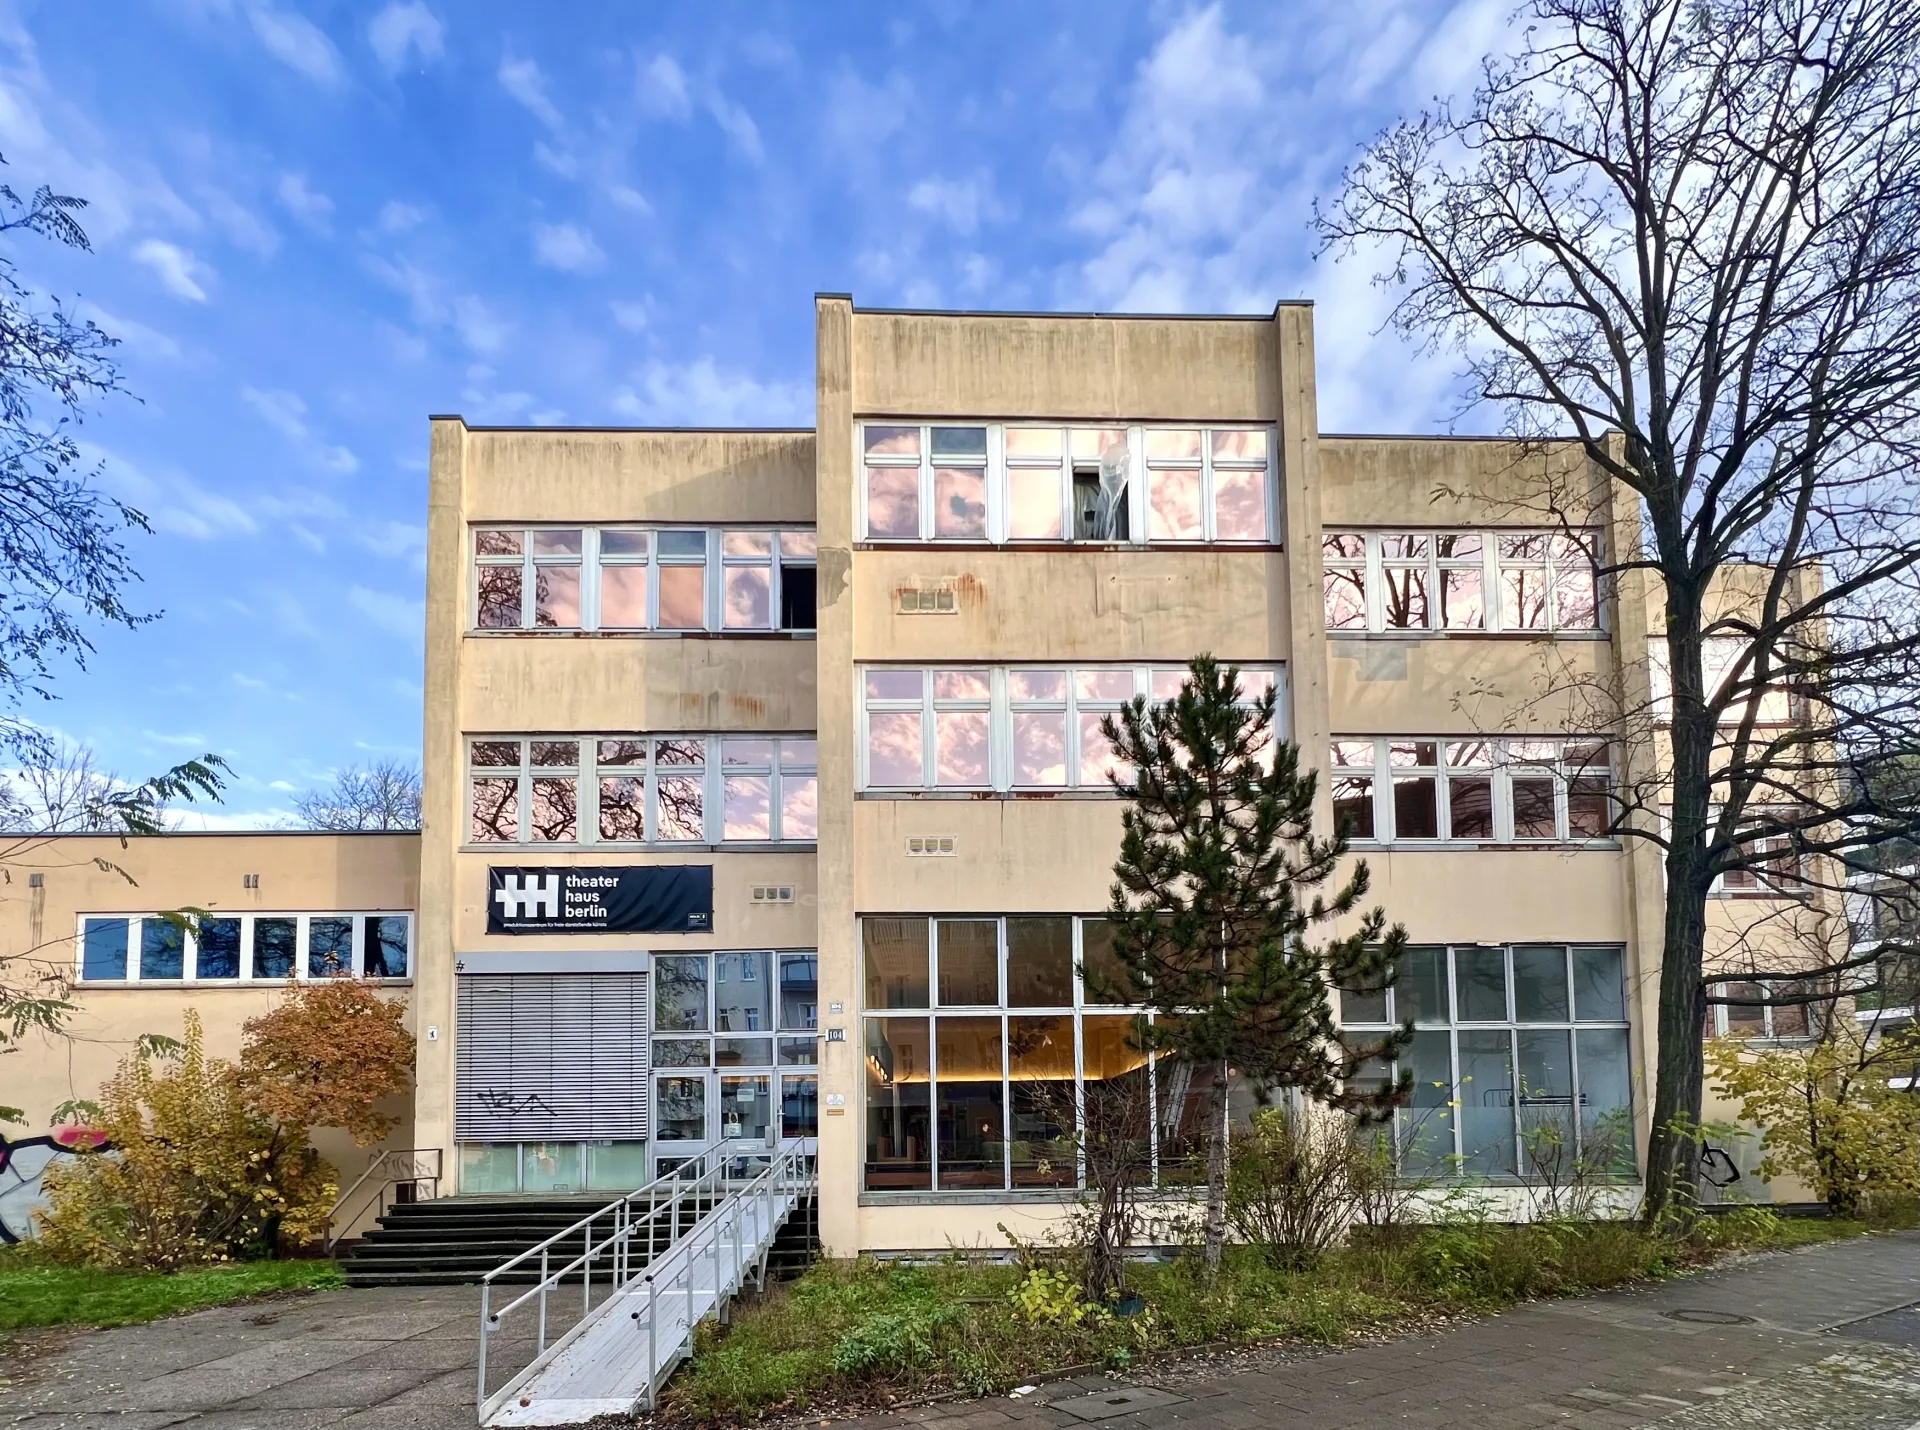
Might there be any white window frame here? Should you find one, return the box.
[860,422,1279,547]
[74,911,414,984]
[1332,736,1615,846]
[858,665,1287,794]
[465,734,818,848]
[1321,529,1605,635]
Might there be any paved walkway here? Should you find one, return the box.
[2,1234,1918,1430]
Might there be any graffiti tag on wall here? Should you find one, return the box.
[0,1128,109,1243]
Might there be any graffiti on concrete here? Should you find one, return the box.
[0,1127,109,1243]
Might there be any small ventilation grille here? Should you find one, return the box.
[750,885,795,903]
[897,586,956,614]
[906,835,956,856]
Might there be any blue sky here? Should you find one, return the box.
[0,0,1505,826]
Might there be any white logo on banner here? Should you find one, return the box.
[494,873,562,920]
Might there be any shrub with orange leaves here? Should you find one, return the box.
[238,976,414,1146]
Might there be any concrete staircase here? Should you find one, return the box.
[341,1192,819,1287]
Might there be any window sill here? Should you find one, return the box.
[1348,840,1623,853]
[854,541,1286,554]
[856,789,1120,801]
[458,842,818,854]
[464,629,817,640]
[77,978,416,989]
[1326,629,1609,642]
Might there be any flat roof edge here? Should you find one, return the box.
[434,421,815,435]
[851,304,1309,319]
[8,828,426,840]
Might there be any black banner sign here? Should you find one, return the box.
[486,865,713,935]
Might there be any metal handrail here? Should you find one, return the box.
[476,1142,812,1424]
[324,1147,443,1254]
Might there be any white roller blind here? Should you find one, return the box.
[456,972,650,1141]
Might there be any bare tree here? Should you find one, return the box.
[292,758,422,832]
[1317,0,1920,1223]
[0,740,175,833]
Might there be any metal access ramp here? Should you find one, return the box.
[476,1144,815,1427]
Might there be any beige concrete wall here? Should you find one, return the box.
[851,310,1283,422]
[462,428,815,524]
[1319,436,1606,527]
[460,636,816,733]
[1327,634,1616,732]
[852,549,1290,664]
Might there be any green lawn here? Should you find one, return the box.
[0,1248,345,1331]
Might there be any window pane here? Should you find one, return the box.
[723,777,771,839]
[1078,711,1125,787]
[1340,980,1388,1025]
[655,954,709,1031]
[658,529,705,558]
[1324,568,1367,629]
[1576,1027,1634,1173]
[1398,945,1449,1023]
[866,711,924,786]
[601,529,648,557]
[255,918,296,979]
[1502,567,1549,629]
[930,426,987,458]
[82,918,129,980]
[865,425,920,456]
[865,1017,932,1189]
[724,566,772,629]
[1568,777,1610,838]
[935,1016,1003,1189]
[1006,427,1062,458]
[780,1036,819,1065]
[864,917,930,1010]
[933,467,987,538]
[723,530,773,558]
[530,777,578,842]
[656,1075,707,1140]
[363,916,408,978]
[1382,565,1429,628]
[599,740,647,767]
[1332,775,1375,839]
[1572,945,1626,1021]
[1513,945,1570,1021]
[936,919,998,1006]
[531,529,582,556]
[866,466,919,538]
[1079,917,1131,1005]
[1075,670,1134,701]
[933,669,991,700]
[472,740,520,767]
[1009,669,1066,701]
[197,917,241,979]
[307,916,352,978]
[1770,997,1810,1039]
[1512,775,1557,838]
[866,669,922,701]
[600,565,648,627]
[599,776,644,840]
[723,736,774,768]
[1008,467,1062,539]
[782,1075,819,1138]
[655,737,705,766]
[655,777,703,840]
[658,564,705,629]
[1144,429,1201,462]
[780,776,818,840]
[654,1038,708,1067]
[1517,1028,1575,1173]
[779,530,818,560]
[1006,917,1073,1007]
[1722,982,1766,1037]
[531,740,578,766]
[1083,1014,1152,1185]
[716,952,773,1036]
[1449,775,1494,838]
[779,955,818,1031]
[534,566,580,628]
[781,739,818,769]
[522,1142,582,1193]
[471,778,519,841]
[934,711,989,786]
[477,565,523,628]
[1392,775,1438,839]
[1071,428,1127,462]
[1555,566,1598,629]
[1012,711,1067,786]
[460,1144,519,1194]
[1148,469,1203,540]
[1457,945,1510,1021]
[1212,468,1267,541]
[1399,1029,1456,1177]
[1008,1015,1074,1187]
[475,529,522,556]
[1459,1029,1516,1175]
[1441,568,1483,629]
[1211,429,1268,463]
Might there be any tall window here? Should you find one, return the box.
[470,526,816,633]
[1341,944,1634,1178]
[1648,636,1798,725]
[1329,737,1612,844]
[468,735,817,846]
[77,913,411,984]
[1704,981,1817,1042]
[861,665,1282,794]
[861,423,1277,546]
[1321,530,1601,633]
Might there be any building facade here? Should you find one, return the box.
[10,296,1824,1252]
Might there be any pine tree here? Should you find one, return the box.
[1094,655,1411,1274]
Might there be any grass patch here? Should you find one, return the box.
[0,1245,345,1331]
[663,1211,1894,1425]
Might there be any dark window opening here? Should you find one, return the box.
[780,566,817,630]
[1072,468,1129,541]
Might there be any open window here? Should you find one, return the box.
[1071,428,1130,541]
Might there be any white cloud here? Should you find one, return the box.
[368,1,444,73]
[240,386,359,473]
[75,302,181,362]
[276,172,334,230]
[533,222,604,273]
[610,358,807,427]
[609,300,649,333]
[142,728,211,748]
[131,239,213,301]
[198,186,279,256]
[636,52,691,120]
[706,93,763,164]
[247,5,343,85]
[451,294,509,354]
[499,55,562,131]
[908,174,1001,236]
[355,520,427,564]
[349,585,425,641]
[377,200,426,233]
[365,255,512,356]
[607,184,652,215]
